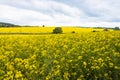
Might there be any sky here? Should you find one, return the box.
[0,0,120,27]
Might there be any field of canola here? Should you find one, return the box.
[0,27,104,33]
[0,28,120,80]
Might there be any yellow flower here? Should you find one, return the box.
[98,58,103,62]
[109,62,114,68]
[68,60,73,63]
[53,60,59,64]
[78,56,82,60]
[56,65,60,69]
[91,66,95,70]
[15,71,23,79]
[91,56,94,59]
[115,66,119,69]
[63,45,68,48]
[95,66,100,70]
[61,57,65,61]
[63,72,69,80]
[77,75,84,80]
[104,73,108,77]
[83,62,87,66]
[46,76,50,80]
[71,72,77,76]
[41,50,47,56]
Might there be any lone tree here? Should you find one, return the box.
[72,31,75,33]
[42,25,45,27]
[103,28,109,31]
[53,27,62,34]
[92,30,97,32]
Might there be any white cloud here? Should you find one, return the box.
[0,0,120,27]
[82,0,120,21]
[0,4,53,25]
[0,0,85,26]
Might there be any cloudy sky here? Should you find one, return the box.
[0,0,120,27]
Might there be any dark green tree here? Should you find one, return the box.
[114,27,119,30]
[103,28,109,31]
[53,27,62,34]
[42,25,45,27]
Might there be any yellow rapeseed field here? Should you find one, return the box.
[0,27,105,33]
[0,27,120,80]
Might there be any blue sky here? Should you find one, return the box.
[0,0,120,27]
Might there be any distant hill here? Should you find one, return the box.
[0,22,19,27]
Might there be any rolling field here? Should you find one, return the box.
[0,27,106,34]
[0,27,120,80]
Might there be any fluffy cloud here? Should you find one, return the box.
[0,0,120,27]
[0,4,53,25]
[81,0,120,21]
[0,0,84,26]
